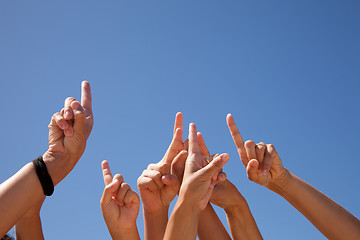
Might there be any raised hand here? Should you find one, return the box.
[137,113,187,240]
[180,123,229,210]
[44,81,93,185]
[164,123,229,240]
[137,118,185,213]
[100,161,140,240]
[226,114,289,187]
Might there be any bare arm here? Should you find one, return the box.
[210,179,262,240]
[100,161,140,240]
[138,113,185,240]
[198,203,231,240]
[195,133,231,240]
[164,123,229,240]
[0,81,93,237]
[15,196,45,240]
[227,113,360,240]
[268,171,360,240]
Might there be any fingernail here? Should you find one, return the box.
[262,170,267,175]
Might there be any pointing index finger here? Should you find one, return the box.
[226,114,248,164]
[81,81,92,114]
[188,123,200,154]
[164,128,183,164]
[102,160,113,186]
[173,112,183,135]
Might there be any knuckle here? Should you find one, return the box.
[154,171,162,179]
[147,163,157,170]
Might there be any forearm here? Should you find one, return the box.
[143,207,169,240]
[268,171,360,240]
[15,214,44,240]
[198,203,231,240]
[224,202,262,240]
[164,199,201,240]
[0,163,44,237]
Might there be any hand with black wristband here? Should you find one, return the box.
[0,81,93,238]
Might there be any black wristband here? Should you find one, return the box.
[32,156,54,196]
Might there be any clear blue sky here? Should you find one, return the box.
[1,1,359,239]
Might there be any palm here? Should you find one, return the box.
[186,154,214,209]
[105,200,140,229]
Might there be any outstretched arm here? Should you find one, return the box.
[227,113,360,240]
[0,81,93,237]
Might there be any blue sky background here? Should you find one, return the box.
[1,1,359,239]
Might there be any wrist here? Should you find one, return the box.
[42,151,71,186]
[223,198,249,214]
[215,190,247,210]
[176,195,202,215]
[266,168,294,195]
[143,203,169,215]
[109,225,139,240]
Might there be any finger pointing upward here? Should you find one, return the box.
[226,114,249,166]
[102,160,113,186]
[188,123,200,154]
[164,128,183,164]
[173,112,183,135]
[81,81,92,115]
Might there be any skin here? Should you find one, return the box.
[173,131,231,240]
[100,160,140,240]
[164,123,229,240]
[15,196,45,240]
[0,81,93,237]
[137,113,185,240]
[142,113,230,240]
[226,113,360,240]
[196,132,262,240]
[210,180,263,240]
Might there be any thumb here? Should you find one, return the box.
[198,153,229,180]
[161,174,180,191]
[101,179,120,207]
